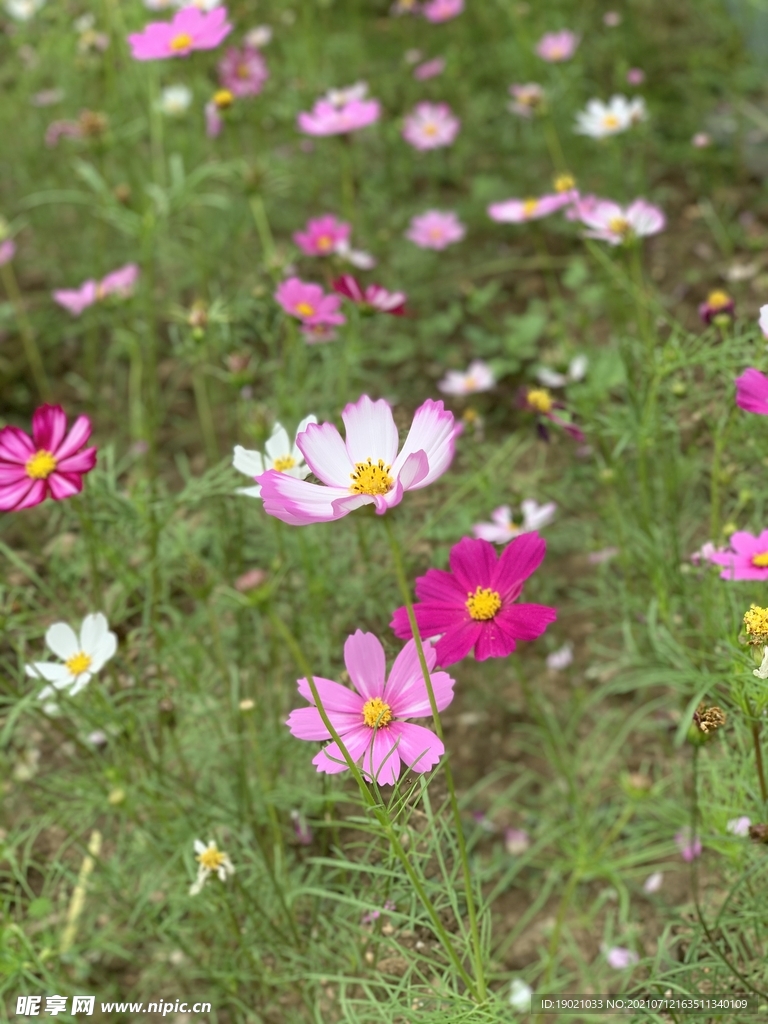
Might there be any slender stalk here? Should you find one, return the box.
[72,493,103,610]
[250,195,276,266]
[383,516,487,1003]
[0,260,51,401]
[192,363,219,465]
[747,703,768,804]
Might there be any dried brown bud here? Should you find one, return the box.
[78,110,108,137]
[692,704,726,734]
[748,823,768,844]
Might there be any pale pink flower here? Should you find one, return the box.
[736,367,768,414]
[565,192,600,222]
[333,275,406,315]
[0,240,15,265]
[546,643,573,670]
[692,132,712,148]
[487,193,572,223]
[274,277,345,326]
[473,500,556,544]
[32,88,64,106]
[45,119,85,147]
[690,541,722,565]
[234,568,266,592]
[603,11,621,26]
[438,360,495,395]
[422,0,463,22]
[301,324,339,344]
[258,394,457,525]
[727,816,751,837]
[402,102,460,150]
[297,97,381,136]
[536,30,579,62]
[290,810,312,844]
[324,82,368,107]
[508,83,544,118]
[127,6,232,60]
[286,631,455,784]
[293,215,351,257]
[53,264,139,316]
[675,828,702,862]
[414,56,445,80]
[218,45,268,97]
[244,25,271,48]
[588,547,619,564]
[578,198,665,245]
[606,947,638,969]
[626,67,645,86]
[643,871,663,894]
[405,209,465,250]
[205,100,222,137]
[504,828,530,855]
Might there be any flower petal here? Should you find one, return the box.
[495,603,557,642]
[344,630,386,700]
[434,619,483,666]
[296,674,364,714]
[493,531,547,597]
[341,395,399,466]
[45,622,79,660]
[362,727,401,785]
[31,405,67,452]
[313,726,372,774]
[0,426,35,463]
[449,536,498,591]
[48,472,84,501]
[233,445,265,478]
[295,421,353,486]
[389,721,444,772]
[259,471,352,524]
[53,415,92,461]
[390,399,456,488]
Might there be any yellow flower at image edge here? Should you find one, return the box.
[190,840,235,895]
[744,604,768,644]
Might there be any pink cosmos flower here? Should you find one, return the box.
[53,264,139,317]
[414,57,445,80]
[735,368,768,416]
[438,360,495,395]
[390,534,557,666]
[0,405,97,511]
[508,83,545,119]
[0,240,15,265]
[422,0,463,23]
[293,215,351,257]
[603,11,622,26]
[488,193,572,224]
[258,394,457,525]
[626,68,645,86]
[727,816,751,836]
[606,947,638,969]
[692,132,712,148]
[127,5,232,60]
[290,810,312,845]
[535,30,580,62]
[218,45,268,97]
[274,277,346,326]
[504,828,530,855]
[565,192,600,222]
[690,541,722,565]
[520,387,584,441]
[406,209,465,250]
[332,275,406,315]
[287,631,454,784]
[578,198,665,245]
[297,97,381,136]
[704,529,768,580]
[205,100,223,137]
[402,102,460,150]
[675,828,702,862]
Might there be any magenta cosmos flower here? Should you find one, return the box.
[297,97,381,136]
[274,277,346,326]
[333,275,406,315]
[698,289,734,326]
[735,368,768,415]
[704,529,768,580]
[390,534,557,666]
[286,631,455,784]
[53,264,139,317]
[218,45,268,97]
[258,394,457,525]
[406,210,465,250]
[535,30,580,62]
[0,405,97,511]
[127,6,232,60]
[488,193,572,224]
[402,102,460,150]
[579,199,665,245]
[293,215,351,256]
[422,0,463,22]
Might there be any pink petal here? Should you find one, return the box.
[313,726,372,774]
[56,446,98,474]
[0,426,35,463]
[493,531,546,597]
[389,722,444,772]
[495,603,557,642]
[0,477,37,510]
[449,536,497,591]
[361,728,401,785]
[414,567,467,604]
[391,399,456,489]
[396,449,429,490]
[0,465,29,484]
[730,531,768,555]
[296,674,364,714]
[434,620,483,666]
[52,416,92,461]
[341,395,399,466]
[286,705,362,740]
[296,421,354,487]
[258,471,353,524]
[31,405,68,452]
[47,472,84,501]
[344,630,386,700]
[473,620,518,660]
[387,643,455,716]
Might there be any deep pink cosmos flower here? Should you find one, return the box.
[698,289,734,326]
[391,534,556,666]
[286,631,455,785]
[413,57,445,80]
[422,0,463,23]
[0,405,97,511]
[293,215,351,256]
[297,97,381,136]
[535,30,580,62]
[258,394,457,525]
[704,529,768,580]
[218,45,268,97]
[0,240,15,265]
[578,199,665,245]
[488,193,572,224]
[274,277,346,326]
[520,387,585,442]
[406,210,465,250]
[128,6,232,60]
[402,102,460,150]
[333,275,406,315]
[735,368,768,415]
[53,264,139,317]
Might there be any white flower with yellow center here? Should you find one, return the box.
[233,415,317,499]
[25,612,117,701]
[190,839,234,895]
[574,95,647,139]
[159,85,193,116]
[6,0,45,19]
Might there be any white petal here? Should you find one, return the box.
[568,354,588,381]
[26,661,72,683]
[45,622,79,660]
[341,395,400,466]
[232,446,264,478]
[264,424,291,463]
[236,484,263,498]
[89,631,117,672]
[79,612,108,654]
[68,673,92,696]
[193,839,207,854]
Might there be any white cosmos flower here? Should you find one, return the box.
[473,500,557,543]
[25,612,117,701]
[190,839,235,895]
[334,238,376,270]
[754,647,768,679]
[233,415,317,499]
[535,354,588,388]
[159,85,193,116]
[245,25,272,48]
[325,82,369,107]
[509,979,533,1012]
[438,360,495,396]
[6,0,45,20]
[574,95,647,138]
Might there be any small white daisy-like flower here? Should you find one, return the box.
[25,612,117,702]
[473,500,557,544]
[546,643,573,671]
[325,82,369,108]
[6,0,45,20]
[535,354,588,388]
[159,85,193,116]
[438,360,495,396]
[334,239,376,270]
[245,25,272,48]
[574,95,647,138]
[509,979,533,1012]
[190,839,235,895]
[233,415,317,499]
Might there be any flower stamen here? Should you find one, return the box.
[197,846,226,871]
[169,32,193,51]
[362,696,392,728]
[65,651,92,676]
[526,388,553,414]
[466,586,502,621]
[26,450,58,480]
[273,454,297,472]
[350,458,394,495]
[752,552,768,568]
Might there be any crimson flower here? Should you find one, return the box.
[332,274,406,316]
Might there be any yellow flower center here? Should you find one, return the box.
[707,290,731,309]
[197,846,226,871]
[608,216,631,237]
[554,173,575,192]
[602,113,620,129]
[526,388,553,414]
[523,198,539,217]
[273,454,297,472]
[213,89,234,109]
[350,458,394,496]
[26,449,58,480]
[362,697,392,728]
[170,32,193,51]
[423,122,439,136]
[236,63,251,79]
[466,586,502,621]
[316,235,333,251]
[752,552,768,568]
[295,302,315,317]
[65,651,92,676]
[744,603,768,640]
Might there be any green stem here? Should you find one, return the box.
[250,195,276,267]
[0,260,50,401]
[72,493,103,610]
[192,363,219,465]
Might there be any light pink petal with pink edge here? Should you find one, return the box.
[286,706,362,740]
[57,447,98,474]
[52,416,92,461]
[296,675,364,714]
[296,421,354,486]
[394,449,429,491]
[0,426,35,463]
[313,726,372,774]
[389,722,444,772]
[53,282,97,316]
[362,728,401,785]
[100,264,139,295]
[47,473,83,501]
[341,396,399,466]
[449,536,497,591]
[729,531,768,555]
[259,471,353,524]
[344,631,386,700]
[0,478,37,511]
[493,531,546,596]
[391,399,456,489]
[31,405,68,452]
